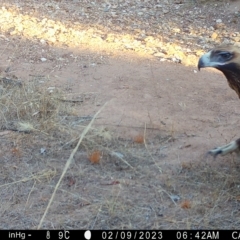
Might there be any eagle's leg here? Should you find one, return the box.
[207,138,240,159]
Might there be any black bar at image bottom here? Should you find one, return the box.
[3,230,240,240]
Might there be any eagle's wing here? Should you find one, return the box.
[198,45,240,158]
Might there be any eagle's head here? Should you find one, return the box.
[198,45,240,98]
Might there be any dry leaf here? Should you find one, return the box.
[66,176,76,187]
[235,196,240,201]
[89,151,101,164]
[11,147,21,157]
[101,180,120,185]
[181,162,192,169]
[181,200,191,209]
[134,135,144,144]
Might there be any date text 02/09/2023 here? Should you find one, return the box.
[99,230,221,240]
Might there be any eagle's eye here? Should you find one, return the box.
[220,52,232,60]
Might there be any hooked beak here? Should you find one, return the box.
[198,51,211,70]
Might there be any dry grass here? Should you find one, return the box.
[38,100,109,229]
[1,76,240,229]
[0,67,240,230]
[0,77,167,229]
[0,77,69,135]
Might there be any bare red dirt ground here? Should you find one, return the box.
[1,0,240,230]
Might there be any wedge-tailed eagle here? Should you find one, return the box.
[198,45,240,158]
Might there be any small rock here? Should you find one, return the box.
[163,9,169,14]
[172,57,181,63]
[170,195,180,202]
[48,37,56,43]
[111,12,118,17]
[47,87,55,90]
[47,28,56,37]
[47,87,55,93]
[182,55,197,66]
[182,28,190,33]
[211,32,218,40]
[216,19,222,23]
[40,57,47,62]
[173,28,181,33]
[40,39,46,44]
[174,0,183,3]
[103,4,110,12]
[196,50,205,56]
[222,38,230,45]
[40,148,46,154]
[154,52,166,57]
[213,23,225,30]
[233,37,240,42]
[110,151,124,159]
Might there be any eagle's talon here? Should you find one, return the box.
[207,149,223,159]
[205,140,240,159]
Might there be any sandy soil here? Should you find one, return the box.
[0,0,240,230]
